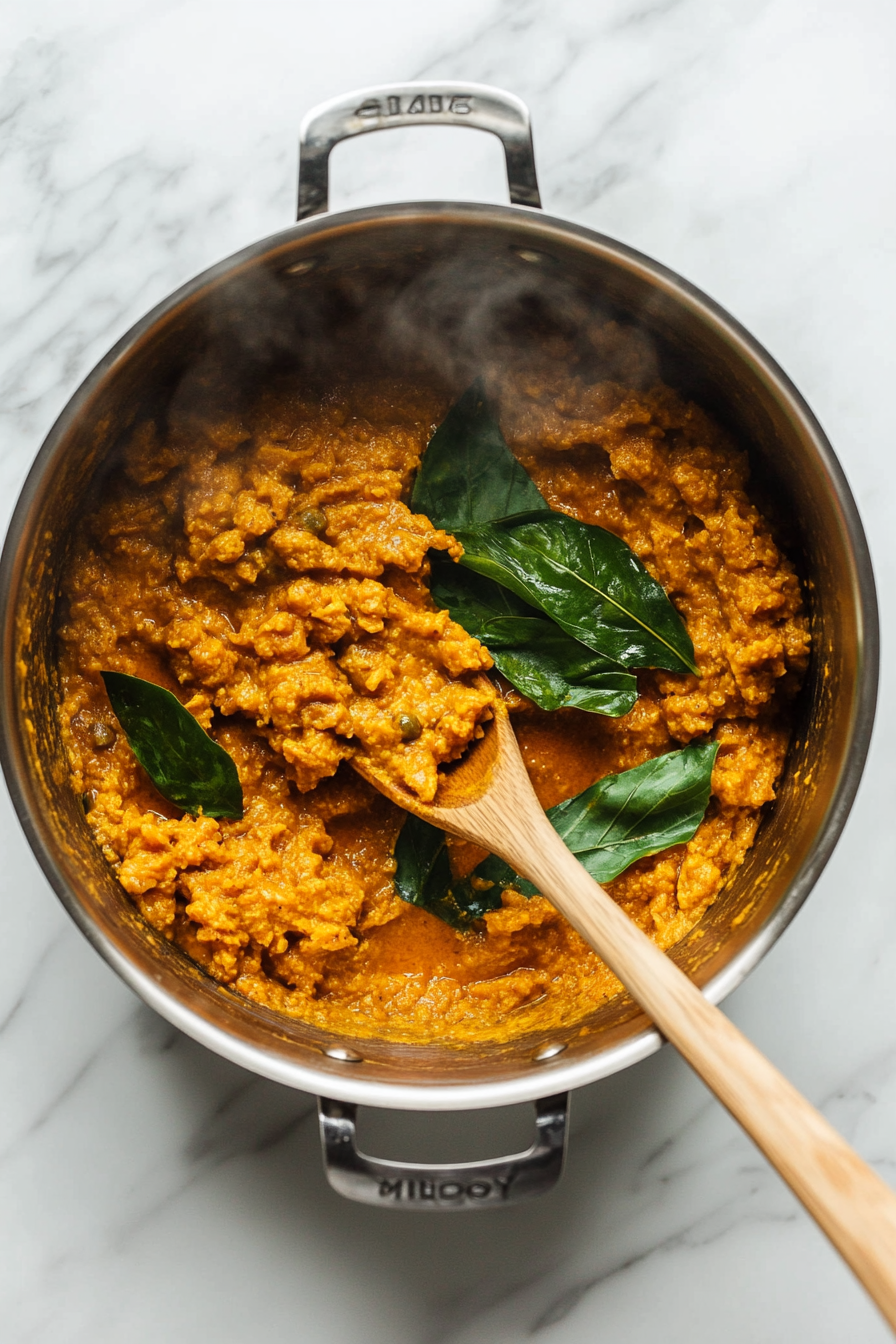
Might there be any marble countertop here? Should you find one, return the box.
[3,1,896,1339]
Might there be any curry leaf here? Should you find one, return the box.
[454,511,698,675]
[414,384,698,676]
[391,811,472,932]
[101,671,244,820]
[430,552,637,716]
[411,379,546,531]
[460,738,720,901]
[394,741,719,928]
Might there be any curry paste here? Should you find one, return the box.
[57,339,808,1043]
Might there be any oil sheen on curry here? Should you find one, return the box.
[57,330,809,1044]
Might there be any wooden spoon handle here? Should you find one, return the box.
[517,819,896,1331]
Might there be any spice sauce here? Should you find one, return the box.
[57,341,808,1043]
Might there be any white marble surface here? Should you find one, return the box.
[2,0,896,1339]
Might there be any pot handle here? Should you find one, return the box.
[297,83,542,220]
[318,1092,568,1210]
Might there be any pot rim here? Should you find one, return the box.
[0,199,879,1111]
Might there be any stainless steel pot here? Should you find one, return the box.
[0,84,878,1211]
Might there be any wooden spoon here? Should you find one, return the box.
[354,693,896,1331]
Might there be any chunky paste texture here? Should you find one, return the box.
[57,337,809,1043]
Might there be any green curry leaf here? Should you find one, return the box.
[430,551,637,716]
[454,510,698,676]
[391,808,472,932]
[410,379,546,530]
[414,384,698,677]
[393,741,719,928]
[101,671,244,820]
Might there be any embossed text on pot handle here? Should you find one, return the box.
[297,83,542,219]
[318,1092,567,1210]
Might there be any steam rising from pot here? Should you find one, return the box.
[159,231,664,447]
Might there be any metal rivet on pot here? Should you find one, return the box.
[533,1042,567,1062]
[510,245,556,266]
[325,1046,363,1063]
[283,256,321,275]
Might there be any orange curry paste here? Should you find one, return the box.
[57,341,808,1044]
